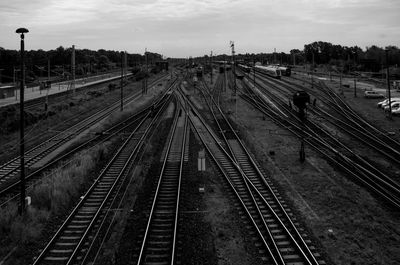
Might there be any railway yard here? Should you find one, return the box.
[0,61,400,265]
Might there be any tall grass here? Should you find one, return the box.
[0,142,110,244]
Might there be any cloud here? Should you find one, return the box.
[0,0,399,56]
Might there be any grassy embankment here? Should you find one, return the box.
[0,79,167,264]
[0,142,111,244]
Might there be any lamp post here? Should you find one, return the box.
[16,27,28,215]
[230,41,237,122]
[120,51,124,111]
[145,48,148,94]
[311,51,314,89]
[230,41,236,95]
[352,51,357,98]
[210,51,213,85]
[253,54,256,89]
[386,49,392,120]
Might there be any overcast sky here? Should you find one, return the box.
[1,0,399,57]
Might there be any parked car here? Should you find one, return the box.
[377,98,400,108]
[384,101,400,111]
[364,90,385,98]
[382,99,400,110]
[391,107,400,115]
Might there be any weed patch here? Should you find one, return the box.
[0,142,111,245]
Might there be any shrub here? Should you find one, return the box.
[0,202,50,243]
[0,142,111,245]
[30,144,108,213]
[108,83,117,91]
[135,71,149,81]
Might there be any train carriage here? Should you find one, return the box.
[254,65,282,79]
[277,66,291,77]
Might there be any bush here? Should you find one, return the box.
[0,142,111,245]
[108,83,117,91]
[0,202,50,243]
[30,145,107,213]
[135,71,149,81]
[131,68,141,75]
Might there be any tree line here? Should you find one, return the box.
[211,41,400,73]
[0,46,162,83]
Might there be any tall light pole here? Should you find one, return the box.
[230,41,237,122]
[145,48,148,94]
[16,27,28,215]
[253,54,256,88]
[352,51,357,98]
[311,50,315,89]
[386,49,392,120]
[210,51,213,85]
[230,41,236,95]
[71,45,75,95]
[120,51,124,111]
[223,54,226,92]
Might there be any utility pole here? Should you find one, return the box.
[72,45,75,95]
[253,55,256,88]
[124,51,128,75]
[230,41,236,95]
[145,48,148,94]
[230,41,237,122]
[386,49,392,120]
[311,51,315,89]
[16,27,28,215]
[120,51,124,111]
[223,54,226,92]
[45,58,50,112]
[210,51,213,85]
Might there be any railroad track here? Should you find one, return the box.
[0,74,169,190]
[31,90,173,265]
[134,98,188,264]
[0,101,157,207]
[252,70,400,187]
[178,85,325,265]
[0,77,178,208]
[235,72,400,208]
[1,74,165,155]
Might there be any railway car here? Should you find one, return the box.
[238,64,251,73]
[277,66,291,77]
[254,65,282,79]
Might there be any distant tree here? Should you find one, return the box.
[98,55,111,69]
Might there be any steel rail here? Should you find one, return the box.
[0,75,170,190]
[32,111,151,264]
[239,91,400,209]
[246,73,400,198]
[180,86,320,264]
[200,80,320,264]
[31,86,174,265]
[136,95,186,265]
